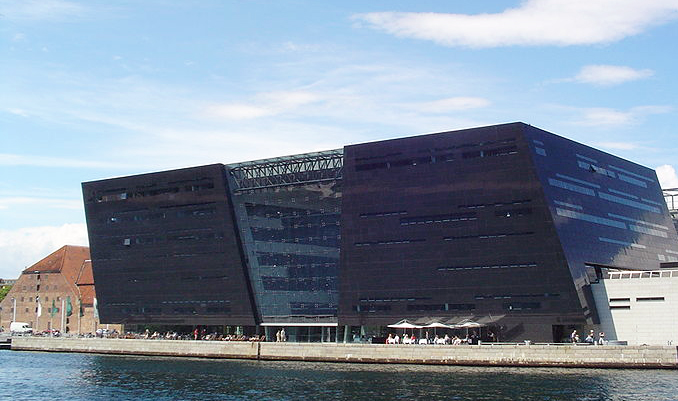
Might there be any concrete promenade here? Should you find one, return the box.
[10,337,678,369]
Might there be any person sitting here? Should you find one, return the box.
[598,332,606,345]
[585,330,595,344]
[386,333,394,344]
[444,334,451,344]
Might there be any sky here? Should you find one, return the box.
[2,0,678,278]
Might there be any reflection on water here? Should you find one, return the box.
[2,350,677,400]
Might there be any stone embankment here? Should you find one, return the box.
[11,337,678,369]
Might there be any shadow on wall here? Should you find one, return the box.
[502,323,525,341]
[590,280,619,341]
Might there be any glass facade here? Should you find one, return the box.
[338,123,580,338]
[226,151,342,324]
[525,126,678,314]
[82,123,678,342]
[82,164,257,326]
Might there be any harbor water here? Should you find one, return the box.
[2,349,677,400]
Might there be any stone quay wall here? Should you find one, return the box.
[11,337,678,369]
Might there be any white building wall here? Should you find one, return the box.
[591,270,678,346]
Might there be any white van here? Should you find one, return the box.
[10,322,33,335]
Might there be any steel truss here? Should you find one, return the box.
[228,149,343,191]
[664,187,678,217]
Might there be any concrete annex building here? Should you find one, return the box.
[82,122,678,343]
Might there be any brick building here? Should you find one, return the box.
[0,245,119,334]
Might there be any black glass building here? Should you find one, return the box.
[82,122,678,342]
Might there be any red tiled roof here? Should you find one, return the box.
[76,260,94,285]
[76,260,97,305]
[22,245,90,293]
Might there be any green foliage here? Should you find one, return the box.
[0,285,11,303]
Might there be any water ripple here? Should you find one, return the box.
[2,350,677,401]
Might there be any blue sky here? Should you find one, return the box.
[2,0,678,278]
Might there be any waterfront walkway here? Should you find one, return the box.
[10,336,678,369]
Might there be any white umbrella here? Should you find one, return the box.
[387,319,423,329]
[457,320,485,342]
[387,320,422,342]
[423,321,453,337]
[458,321,484,328]
[423,322,453,329]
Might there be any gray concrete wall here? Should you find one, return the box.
[11,337,678,369]
[11,337,258,359]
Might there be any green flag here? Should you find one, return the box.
[66,296,73,317]
[50,299,57,317]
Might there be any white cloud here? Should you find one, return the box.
[2,59,494,170]
[0,223,88,279]
[205,104,274,120]
[572,65,654,86]
[354,0,678,48]
[204,91,322,120]
[574,105,671,126]
[578,108,634,126]
[262,91,320,108]
[657,165,678,189]
[0,196,82,211]
[0,0,86,21]
[0,153,132,169]
[280,41,325,53]
[6,108,29,117]
[594,142,640,151]
[403,97,491,113]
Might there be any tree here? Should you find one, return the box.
[0,285,11,303]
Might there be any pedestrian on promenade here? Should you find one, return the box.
[585,331,595,344]
[570,330,579,344]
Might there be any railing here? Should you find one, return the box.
[604,270,678,279]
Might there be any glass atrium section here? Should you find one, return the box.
[227,151,343,324]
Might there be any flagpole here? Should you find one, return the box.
[61,299,65,332]
[93,297,98,334]
[50,299,55,336]
[78,298,82,335]
[36,296,40,332]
